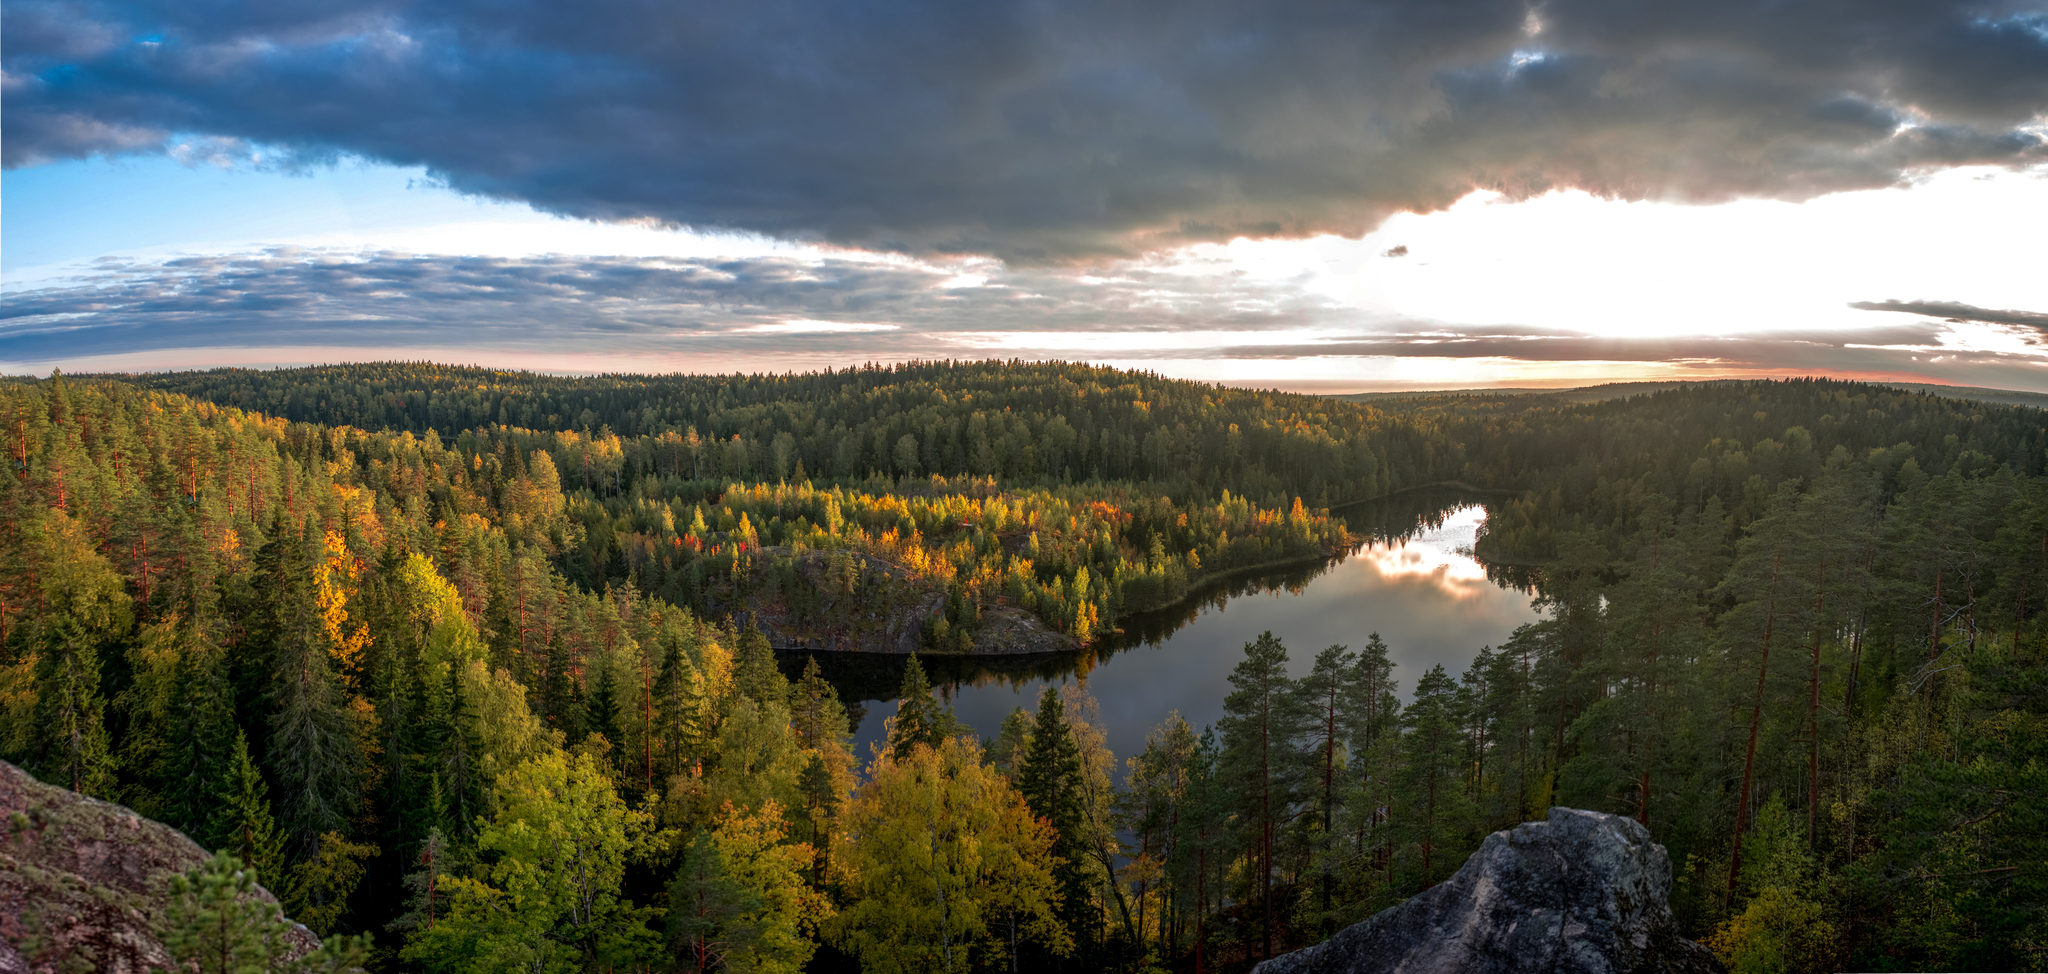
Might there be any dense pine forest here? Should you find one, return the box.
[3,362,2044,972]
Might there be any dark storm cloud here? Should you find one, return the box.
[6,0,2045,260]
[1851,299,2048,331]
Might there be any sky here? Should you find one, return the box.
[4,0,2048,390]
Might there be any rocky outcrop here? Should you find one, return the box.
[1253,808,1722,974]
[0,760,316,974]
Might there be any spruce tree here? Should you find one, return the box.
[652,628,708,782]
[256,518,363,858]
[987,705,1035,779]
[431,666,486,843]
[215,730,287,884]
[790,656,849,752]
[537,632,585,741]
[167,630,238,840]
[887,654,949,759]
[375,641,425,861]
[795,752,840,878]
[585,663,624,748]
[733,626,787,708]
[1017,685,1091,959]
[31,609,118,796]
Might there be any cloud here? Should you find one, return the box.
[1850,299,2048,331]
[10,249,2043,391]
[0,249,1357,362]
[5,0,2045,261]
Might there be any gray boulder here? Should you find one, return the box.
[1253,808,1722,974]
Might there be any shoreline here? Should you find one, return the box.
[779,483,1539,657]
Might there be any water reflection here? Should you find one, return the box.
[783,491,1544,770]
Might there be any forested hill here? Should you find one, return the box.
[1389,378,2048,559]
[109,360,1449,508]
[122,363,2048,510]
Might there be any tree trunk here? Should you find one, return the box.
[1806,554,1828,850]
[1726,550,1781,909]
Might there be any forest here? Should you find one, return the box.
[2,361,2043,973]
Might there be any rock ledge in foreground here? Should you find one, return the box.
[1253,807,1722,974]
[0,760,316,974]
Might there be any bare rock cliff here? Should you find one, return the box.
[1253,808,1723,974]
[0,760,315,974]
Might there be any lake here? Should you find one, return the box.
[790,492,1545,772]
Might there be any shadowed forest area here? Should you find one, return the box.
[3,362,2043,972]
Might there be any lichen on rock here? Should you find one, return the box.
[0,760,318,974]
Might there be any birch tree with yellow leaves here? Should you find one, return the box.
[831,735,1068,974]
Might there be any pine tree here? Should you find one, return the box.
[1217,631,1308,963]
[1121,712,1197,964]
[386,829,451,939]
[1296,642,1354,931]
[1179,724,1230,974]
[668,828,753,973]
[162,851,372,974]
[161,852,286,974]
[1395,665,1474,890]
[1342,632,1401,900]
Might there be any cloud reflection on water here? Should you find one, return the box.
[842,504,1544,772]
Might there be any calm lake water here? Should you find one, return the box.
[789,493,1544,772]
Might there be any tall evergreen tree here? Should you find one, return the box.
[255,517,364,858]
[166,626,238,840]
[1396,665,1475,890]
[1295,643,1354,931]
[586,663,624,748]
[215,729,287,884]
[789,656,849,752]
[733,626,788,708]
[1017,685,1092,963]
[1217,631,1308,963]
[888,654,948,759]
[1341,631,1402,906]
[536,628,585,742]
